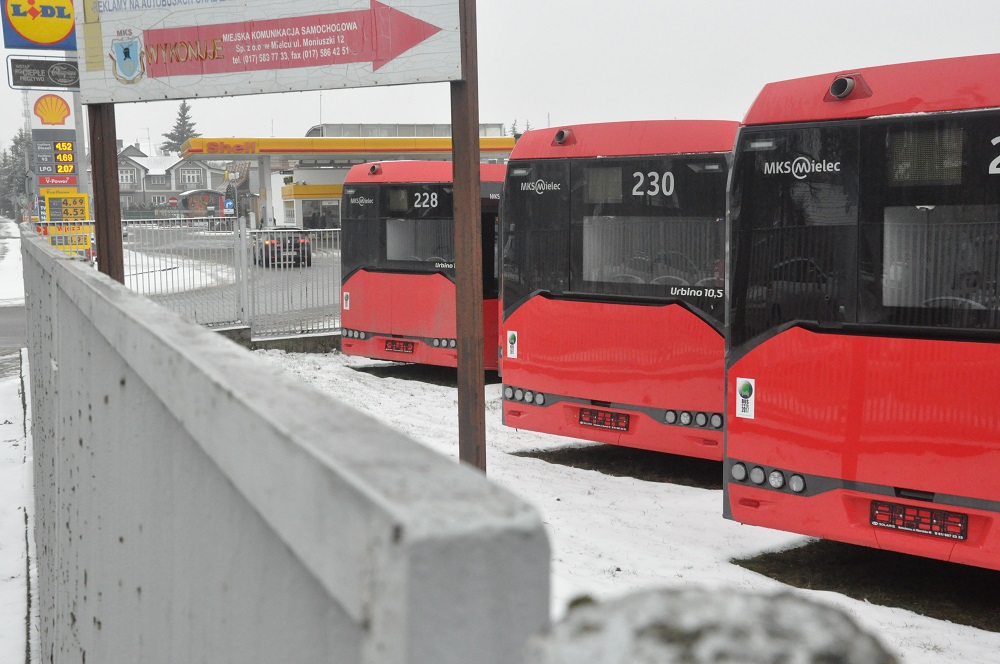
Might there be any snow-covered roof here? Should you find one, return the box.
[127,155,183,176]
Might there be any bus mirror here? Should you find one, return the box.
[829,76,856,99]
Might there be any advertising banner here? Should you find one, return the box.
[73,0,460,104]
[7,55,80,89]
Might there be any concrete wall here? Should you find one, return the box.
[22,228,550,664]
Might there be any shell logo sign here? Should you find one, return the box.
[2,0,76,51]
[33,93,71,125]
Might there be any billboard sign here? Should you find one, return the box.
[74,0,459,104]
[2,0,76,50]
[7,56,80,89]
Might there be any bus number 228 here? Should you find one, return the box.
[414,192,439,208]
[632,171,675,197]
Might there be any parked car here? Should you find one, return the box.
[254,230,312,267]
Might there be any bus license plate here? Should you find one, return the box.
[870,500,967,540]
[385,340,414,353]
[579,407,630,432]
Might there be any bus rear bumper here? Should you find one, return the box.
[727,483,1000,571]
[504,399,722,460]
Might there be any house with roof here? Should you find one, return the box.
[114,143,226,212]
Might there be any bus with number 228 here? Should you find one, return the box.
[340,160,505,370]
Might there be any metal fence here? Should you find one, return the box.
[85,217,342,338]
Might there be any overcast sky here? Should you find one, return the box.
[3,1,1000,154]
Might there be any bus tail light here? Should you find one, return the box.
[767,470,785,489]
[789,475,806,493]
[502,385,547,406]
[731,463,748,482]
[749,466,766,485]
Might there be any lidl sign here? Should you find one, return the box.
[2,0,77,50]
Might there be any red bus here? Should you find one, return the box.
[340,160,505,370]
[499,121,737,458]
[725,54,1000,570]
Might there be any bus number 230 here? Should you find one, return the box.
[632,171,675,197]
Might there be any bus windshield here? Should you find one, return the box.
[502,156,727,321]
[342,182,501,294]
[729,111,1000,348]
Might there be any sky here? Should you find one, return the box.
[3,1,1000,154]
[3,214,1000,661]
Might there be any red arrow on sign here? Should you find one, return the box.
[143,1,443,78]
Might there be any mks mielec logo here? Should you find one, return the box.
[2,0,76,50]
[762,156,841,180]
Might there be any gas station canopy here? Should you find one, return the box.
[180,136,516,165]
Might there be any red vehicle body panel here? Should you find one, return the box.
[727,327,1000,569]
[743,53,1000,126]
[503,297,723,458]
[509,120,738,160]
[501,121,736,458]
[344,160,506,185]
[341,271,498,369]
[340,160,503,371]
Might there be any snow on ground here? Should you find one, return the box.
[0,354,34,662]
[0,220,24,306]
[254,349,1000,664]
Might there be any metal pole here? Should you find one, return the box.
[88,103,125,283]
[450,0,486,472]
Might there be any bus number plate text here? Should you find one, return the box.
[870,500,967,540]
[385,340,414,353]
[579,408,630,432]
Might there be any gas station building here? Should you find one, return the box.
[180,123,514,228]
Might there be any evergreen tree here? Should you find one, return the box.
[160,100,201,154]
[0,130,31,218]
[509,119,519,137]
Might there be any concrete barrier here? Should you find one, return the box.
[21,226,550,664]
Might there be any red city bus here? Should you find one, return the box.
[500,121,737,458]
[340,160,505,369]
[725,54,1000,570]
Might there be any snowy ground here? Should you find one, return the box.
[2,213,1000,662]
[253,349,1000,664]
